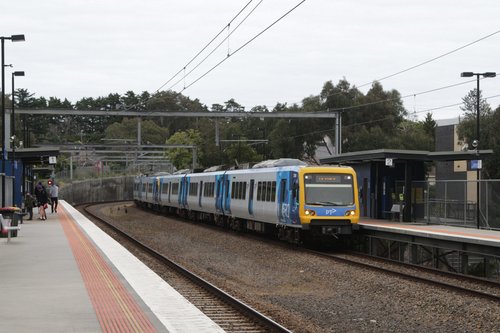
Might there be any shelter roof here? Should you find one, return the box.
[8,147,60,165]
[320,149,493,164]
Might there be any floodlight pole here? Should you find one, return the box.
[1,34,25,207]
[460,71,497,229]
[11,71,24,206]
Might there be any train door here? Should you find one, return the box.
[153,177,160,204]
[248,179,255,215]
[199,181,203,207]
[168,181,171,203]
[216,175,223,213]
[179,176,189,208]
[290,172,299,225]
[277,171,291,225]
[223,175,231,214]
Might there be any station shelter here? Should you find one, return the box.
[3,147,59,207]
[320,149,493,222]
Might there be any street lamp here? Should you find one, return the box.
[1,34,25,207]
[460,71,497,229]
[11,71,24,206]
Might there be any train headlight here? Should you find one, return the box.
[345,210,356,216]
[305,209,316,216]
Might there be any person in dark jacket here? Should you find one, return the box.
[34,182,49,220]
[24,193,35,220]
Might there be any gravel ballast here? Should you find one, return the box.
[95,203,500,333]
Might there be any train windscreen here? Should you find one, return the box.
[304,173,354,206]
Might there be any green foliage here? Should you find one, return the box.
[104,118,168,144]
[482,105,500,179]
[457,89,500,179]
[16,78,441,173]
[165,129,203,170]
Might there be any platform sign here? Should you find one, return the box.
[49,156,57,165]
[471,160,482,170]
[385,158,393,167]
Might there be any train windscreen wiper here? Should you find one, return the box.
[308,201,343,206]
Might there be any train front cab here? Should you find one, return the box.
[298,166,359,237]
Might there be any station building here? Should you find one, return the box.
[320,118,493,224]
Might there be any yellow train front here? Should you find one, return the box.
[297,166,360,238]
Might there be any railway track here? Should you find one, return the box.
[130,201,500,304]
[308,250,500,303]
[81,203,292,333]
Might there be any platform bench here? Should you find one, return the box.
[383,204,405,221]
[0,214,21,242]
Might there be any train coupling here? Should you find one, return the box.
[321,225,352,235]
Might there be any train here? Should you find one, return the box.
[133,159,360,244]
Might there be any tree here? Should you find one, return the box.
[165,129,203,170]
[340,81,407,152]
[422,112,437,148]
[104,118,168,145]
[457,88,492,149]
[484,105,500,178]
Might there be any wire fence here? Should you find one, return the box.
[413,180,500,230]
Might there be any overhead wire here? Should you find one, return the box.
[290,93,500,139]
[167,0,264,92]
[121,1,257,112]
[181,0,307,92]
[357,29,500,90]
[154,0,256,93]
[308,78,479,113]
[276,29,500,109]
[344,93,500,129]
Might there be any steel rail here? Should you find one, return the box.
[307,250,500,303]
[81,203,292,333]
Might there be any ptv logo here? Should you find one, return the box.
[325,208,336,215]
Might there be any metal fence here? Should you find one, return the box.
[413,180,500,230]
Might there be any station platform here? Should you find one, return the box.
[359,218,500,249]
[0,200,225,333]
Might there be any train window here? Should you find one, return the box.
[204,182,215,197]
[265,181,272,201]
[271,181,276,202]
[242,182,246,200]
[233,182,241,199]
[162,183,169,195]
[172,182,179,195]
[257,182,262,201]
[304,173,354,205]
[280,179,286,203]
[189,182,198,196]
[234,182,242,200]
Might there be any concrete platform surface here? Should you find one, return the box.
[0,201,225,333]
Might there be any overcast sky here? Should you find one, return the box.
[2,0,499,120]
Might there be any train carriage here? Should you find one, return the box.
[134,159,359,243]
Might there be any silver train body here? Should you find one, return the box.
[133,163,360,242]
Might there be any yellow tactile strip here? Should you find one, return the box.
[59,207,157,333]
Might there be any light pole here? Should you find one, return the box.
[11,71,24,206]
[1,34,25,207]
[460,71,497,229]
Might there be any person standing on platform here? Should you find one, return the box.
[34,182,49,220]
[24,193,35,220]
[49,182,59,213]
